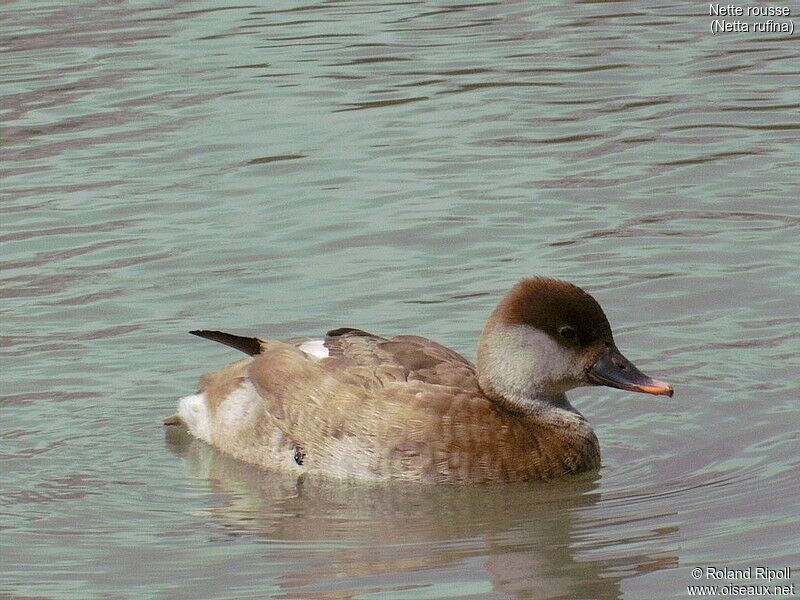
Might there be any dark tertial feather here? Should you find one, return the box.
[190,330,262,356]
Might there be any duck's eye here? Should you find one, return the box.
[558,326,577,341]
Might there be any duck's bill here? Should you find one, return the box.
[588,346,674,397]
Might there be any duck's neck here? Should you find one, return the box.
[478,375,583,421]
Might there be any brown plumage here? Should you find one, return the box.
[168,278,673,484]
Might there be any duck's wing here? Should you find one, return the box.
[320,328,476,385]
[190,327,474,368]
[246,337,495,481]
[190,326,478,392]
[188,328,485,474]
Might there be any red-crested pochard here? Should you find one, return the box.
[166,278,673,483]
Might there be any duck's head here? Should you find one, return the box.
[477,277,673,411]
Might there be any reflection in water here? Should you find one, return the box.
[166,428,677,599]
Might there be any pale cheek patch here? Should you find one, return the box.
[178,393,212,443]
[488,325,583,397]
[298,339,329,360]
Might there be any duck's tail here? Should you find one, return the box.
[189,330,263,356]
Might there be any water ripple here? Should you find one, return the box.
[2,0,798,598]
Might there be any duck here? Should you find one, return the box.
[165,277,673,484]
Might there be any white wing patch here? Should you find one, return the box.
[298,339,329,360]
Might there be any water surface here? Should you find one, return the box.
[2,1,799,598]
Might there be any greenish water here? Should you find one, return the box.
[2,1,799,599]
